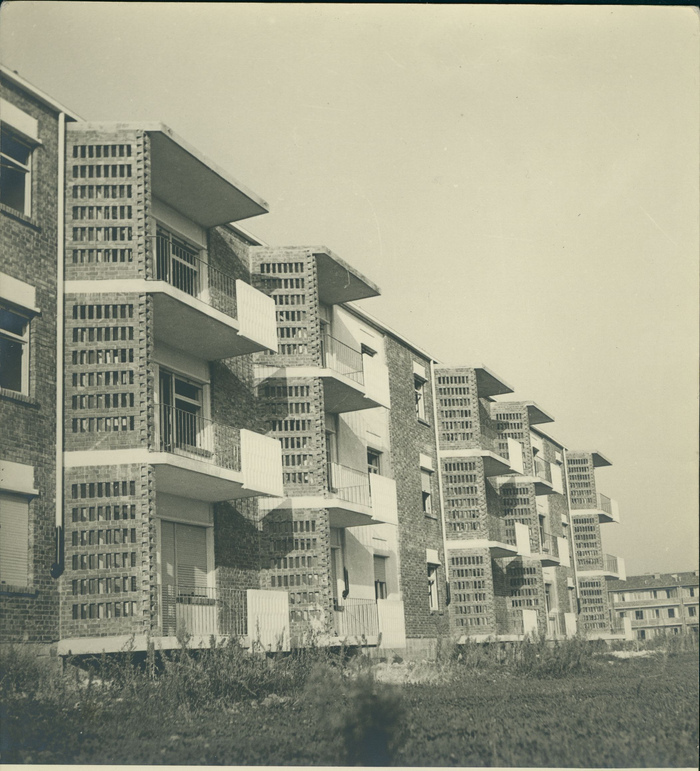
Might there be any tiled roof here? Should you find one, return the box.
[608,570,699,592]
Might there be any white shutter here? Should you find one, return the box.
[0,493,29,586]
[175,524,208,589]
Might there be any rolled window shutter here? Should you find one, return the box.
[175,524,207,589]
[0,493,29,586]
[373,555,387,584]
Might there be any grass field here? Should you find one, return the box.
[1,637,698,766]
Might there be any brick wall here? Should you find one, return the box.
[0,76,60,643]
[386,341,447,640]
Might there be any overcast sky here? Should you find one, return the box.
[2,3,697,576]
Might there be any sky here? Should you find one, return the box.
[1,3,697,576]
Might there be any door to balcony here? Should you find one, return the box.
[160,521,216,637]
[158,370,210,460]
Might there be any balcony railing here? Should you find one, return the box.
[155,234,238,319]
[547,613,563,637]
[321,334,364,385]
[327,462,371,507]
[333,598,379,638]
[156,404,241,471]
[603,553,619,574]
[496,610,525,636]
[539,531,559,558]
[534,456,552,484]
[488,515,516,546]
[160,584,247,637]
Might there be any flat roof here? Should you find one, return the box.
[530,425,566,450]
[0,64,82,121]
[525,402,555,425]
[313,248,381,304]
[69,122,269,227]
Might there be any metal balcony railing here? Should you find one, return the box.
[534,456,552,483]
[321,334,364,385]
[155,233,238,319]
[496,610,525,636]
[597,493,613,516]
[333,598,379,638]
[547,613,562,637]
[488,515,516,546]
[539,531,559,558]
[160,584,247,636]
[327,462,371,507]
[156,403,241,471]
[603,553,619,574]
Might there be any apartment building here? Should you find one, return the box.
[1,68,79,646]
[566,450,629,639]
[433,367,577,641]
[1,67,634,656]
[608,571,699,640]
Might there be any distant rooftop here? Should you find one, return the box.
[608,570,699,592]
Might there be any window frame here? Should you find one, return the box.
[414,375,427,422]
[0,125,35,218]
[0,304,31,395]
[421,469,433,515]
[367,448,382,476]
[427,562,440,611]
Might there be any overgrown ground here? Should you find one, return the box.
[1,635,698,766]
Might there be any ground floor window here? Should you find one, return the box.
[428,563,439,611]
[0,493,29,586]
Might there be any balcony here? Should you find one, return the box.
[325,463,398,527]
[578,553,626,581]
[439,437,525,477]
[445,521,529,559]
[533,456,554,495]
[535,531,560,567]
[571,492,620,524]
[151,404,284,501]
[332,598,379,643]
[150,234,277,361]
[320,335,390,412]
[160,584,247,638]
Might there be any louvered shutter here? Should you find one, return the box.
[0,493,29,586]
[175,524,207,590]
[160,520,176,587]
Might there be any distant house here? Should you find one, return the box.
[608,571,699,640]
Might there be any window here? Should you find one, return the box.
[654,608,661,618]
[421,470,433,515]
[374,555,387,600]
[414,376,426,421]
[367,449,382,475]
[0,493,29,587]
[0,126,33,216]
[0,306,30,394]
[689,587,696,597]
[635,610,644,620]
[637,629,646,640]
[668,608,676,619]
[428,563,439,611]
[689,606,697,617]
